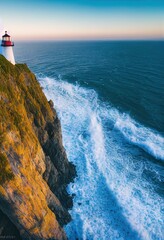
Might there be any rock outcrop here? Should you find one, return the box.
[0,55,76,239]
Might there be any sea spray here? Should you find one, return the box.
[38,75,164,240]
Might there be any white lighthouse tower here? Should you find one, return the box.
[1,31,15,65]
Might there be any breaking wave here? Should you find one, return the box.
[38,75,164,240]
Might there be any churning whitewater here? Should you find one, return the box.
[38,75,163,240]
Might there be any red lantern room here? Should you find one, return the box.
[1,31,14,47]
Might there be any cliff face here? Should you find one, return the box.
[0,55,76,239]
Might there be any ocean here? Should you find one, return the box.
[15,41,164,240]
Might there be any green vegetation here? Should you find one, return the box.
[0,130,4,147]
[0,54,54,185]
[0,153,14,184]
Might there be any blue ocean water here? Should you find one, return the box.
[14,41,164,240]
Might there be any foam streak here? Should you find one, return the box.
[38,76,164,240]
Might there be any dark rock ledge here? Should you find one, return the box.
[0,55,76,240]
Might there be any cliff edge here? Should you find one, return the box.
[0,55,76,239]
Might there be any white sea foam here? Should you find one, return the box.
[38,76,164,240]
[114,113,164,161]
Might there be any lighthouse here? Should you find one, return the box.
[1,31,15,65]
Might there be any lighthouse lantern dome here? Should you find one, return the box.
[1,31,14,47]
[2,31,11,41]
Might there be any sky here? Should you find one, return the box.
[0,0,164,40]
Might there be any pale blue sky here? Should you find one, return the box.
[0,0,164,40]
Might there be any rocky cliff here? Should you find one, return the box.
[0,55,76,239]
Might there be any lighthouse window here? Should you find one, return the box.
[3,36,10,41]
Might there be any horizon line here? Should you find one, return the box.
[13,38,164,42]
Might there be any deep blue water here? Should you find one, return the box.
[14,41,164,240]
